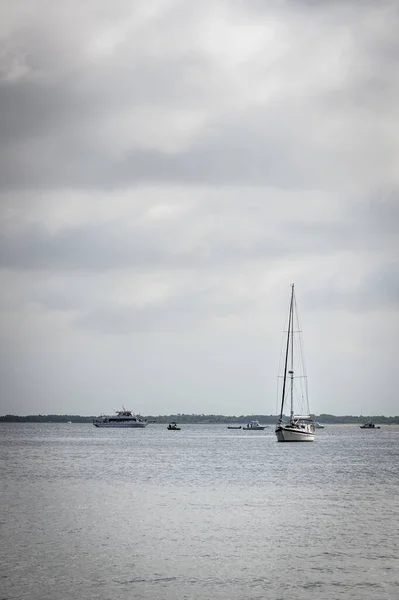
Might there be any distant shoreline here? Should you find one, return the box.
[1,414,398,425]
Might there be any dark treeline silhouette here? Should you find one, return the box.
[1,413,398,424]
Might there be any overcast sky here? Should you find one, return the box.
[0,0,398,417]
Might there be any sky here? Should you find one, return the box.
[0,0,398,417]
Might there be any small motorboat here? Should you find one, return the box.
[167,422,181,431]
[360,421,380,429]
[243,420,267,431]
[227,425,242,429]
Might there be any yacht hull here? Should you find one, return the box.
[93,421,148,428]
[275,426,315,442]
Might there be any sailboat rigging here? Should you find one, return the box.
[275,284,315,442]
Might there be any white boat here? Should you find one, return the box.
[243,420,267,431]
[275,284,315,443]
[314,422,325,429]
[93,408,148,428]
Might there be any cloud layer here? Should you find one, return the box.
[0,0,398,416]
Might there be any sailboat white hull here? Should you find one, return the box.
[275,426,315,442]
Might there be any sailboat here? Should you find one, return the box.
[275,284,315,442]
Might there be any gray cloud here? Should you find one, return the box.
[0,100,343,190]
[303,264,399,314]
[0,202,353,272]
[74,286,248,334]
[1,0,398,191]
[1,192,397,273]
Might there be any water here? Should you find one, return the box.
[0,423,398,600]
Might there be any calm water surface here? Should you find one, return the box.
[0,423,398,600]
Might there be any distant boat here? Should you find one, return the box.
[360,421,380,429]
[243,420,267,431]
[227,425,242,430]
[93,408,148,428]
[314,422,325,429]
[167,422,181,431]
[275,284,316,442]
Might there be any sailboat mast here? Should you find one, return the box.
[278,284,294,423]
[290,284,295,421]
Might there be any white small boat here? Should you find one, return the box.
[275,285,315,443]
[243,420,267,431]
[93,408,148,428]
[314,422,325,429]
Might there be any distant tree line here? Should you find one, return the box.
[1,413,398,424]
[0,414,94,423]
